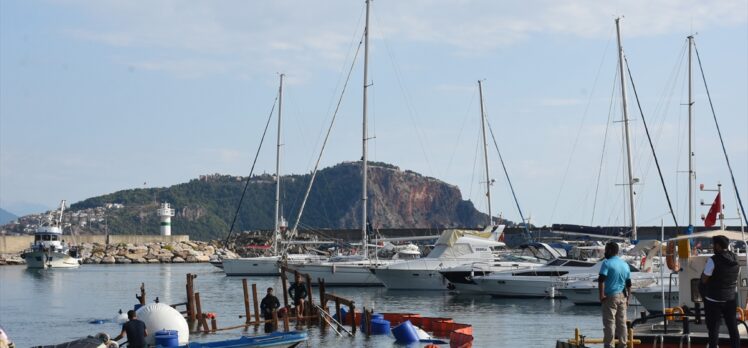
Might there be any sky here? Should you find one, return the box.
[1,0,747,228]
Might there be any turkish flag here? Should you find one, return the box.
[704,193,721,227]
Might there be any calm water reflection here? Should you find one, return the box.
[0,264,639,347]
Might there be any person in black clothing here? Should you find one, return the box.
[260,287,281,333]
[113,310,148,348]
[288,273,307,319]
[700,235,740,348]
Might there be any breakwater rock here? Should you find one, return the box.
[0,241,239,265]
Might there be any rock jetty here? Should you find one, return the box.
[0,241,239,265]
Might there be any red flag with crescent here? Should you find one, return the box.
[704,193,721,227]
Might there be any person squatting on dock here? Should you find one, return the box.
[261,287,281,333]
[288,274,308,319]
[598,242,631,348]
[699,235,740,348]
[113,310,148,348]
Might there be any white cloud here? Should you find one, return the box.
[57,0,747,79]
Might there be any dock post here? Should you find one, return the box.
[280,267,289,308]
[186,274,196,322]
[242,279,251,325]
[305,273,313,319]
[138,283,146,305]
[335,300,342,332]
[272,309,279,332]
[283,310,290,332]
[251,283,260,325]
[194,292,209,333]
[350,302,356,335]
[210,317,217,333]
[365,308,372,336]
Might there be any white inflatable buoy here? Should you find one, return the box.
[135,303,189,345]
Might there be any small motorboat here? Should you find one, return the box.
[174,331,308,348]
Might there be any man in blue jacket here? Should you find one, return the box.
[598,242,631,348]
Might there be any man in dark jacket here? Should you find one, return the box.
[113,310,148,348]
[260,287,281,333]
[288,273,308,319]
[700,235,740,348]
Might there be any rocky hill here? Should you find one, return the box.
[1,162,496,241]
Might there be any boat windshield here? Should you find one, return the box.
[426,243,473,259]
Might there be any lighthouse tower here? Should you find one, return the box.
[157,202,175,236]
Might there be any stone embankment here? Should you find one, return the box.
[0,241,239,265]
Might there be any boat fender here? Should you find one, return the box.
[666,307,684,321]
[665,242,679,272]
[136,303,189,345]
[205,312,217,319]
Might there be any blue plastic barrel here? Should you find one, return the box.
[154,330,179,347]
[332,307,348,322]
[391,320,419,343]
[369,318,391,335]
[360,313,386,332]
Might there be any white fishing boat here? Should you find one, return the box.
[21,200,82,269]
[370,227,506,290]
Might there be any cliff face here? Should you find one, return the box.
[4,162,493,240]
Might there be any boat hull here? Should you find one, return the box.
[22,251,81,269]
[474,276,562,298]
[223,257,281,276]
[371,266,450,290]
[631,288,679,313]
[289,262,383,286]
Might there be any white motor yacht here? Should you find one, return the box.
[369,228,505,290]
[21,200,82,269]
[440,242,562,293]
[472,258,600,298]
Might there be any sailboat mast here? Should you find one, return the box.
[274,74,284,255]
[361,0,370,258]
[477,80,492,226]
[687,35,694,227]
[615,18,637,241]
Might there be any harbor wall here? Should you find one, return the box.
[0,235,190,254]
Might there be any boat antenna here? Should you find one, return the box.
[274,73,284,255]
[361,0,371,258]
[615,18,638,241]
[477,80,493,227]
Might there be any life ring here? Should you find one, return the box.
[737,307,745,322]
[665,241,679,271]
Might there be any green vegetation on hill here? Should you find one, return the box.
[66,162,491,240]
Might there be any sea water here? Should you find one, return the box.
[0,263,639,347]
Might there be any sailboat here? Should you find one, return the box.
[223,74,325,276]
[21,200,82,269]
[286,0,399,286]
